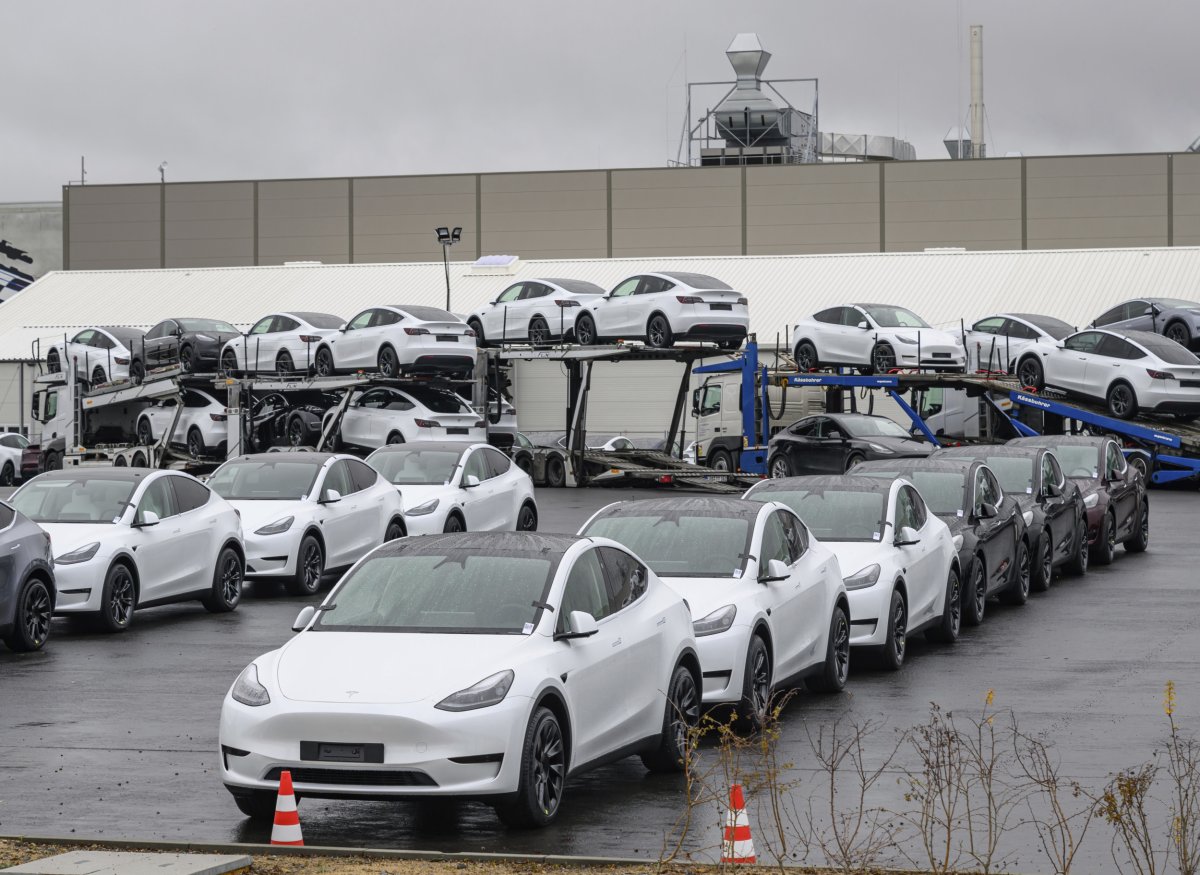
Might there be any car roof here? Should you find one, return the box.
[370,531,584,558]
[540,278,606,295]
[33,468,152,483]
[753,474,895,494]
[596,496,766,520]
[285,311,343,322]
[855,457,976,474]
[97,326,146,343]
[652,271,733,290]
[384,305,458,321]
[233,452,336,465]
[825,412,899,424]
[936,445,1042,459]
[1009,435,1106,448]
[368,442,474,455]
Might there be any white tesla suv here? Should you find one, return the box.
[219,532,700,827]
[328,385,485,451]
[366,442,538,535]
[220,311,345,375]
[44,326,146,385]
[964,312,1075,374]
[467,278,605,346]
[792,304,966,373]
[136,388,228,458]
[579,497,850,722]
[10,468,244,631]
[744,475,961,671]
[313,305,477,378]
[574,272,748,350]
[1016,328,1200,420]
[206,452,407,596]
[0,432,30,486]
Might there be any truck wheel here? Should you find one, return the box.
[707,448,733,471]
[515,454,533,476]
[46,451,62,471]
[546,455,566,487]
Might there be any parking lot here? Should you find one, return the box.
[2,483,1198,869]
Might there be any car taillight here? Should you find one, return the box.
[210,413,227,422]
[404,327,431,336]
[414,418,441,428]
[298,335,321,343]
[676,296,702,304]
[114,357,130,365]
[736,296,748,306]
[555,299,581,307]
[1146,369,1176,380]
[464,329,476,337]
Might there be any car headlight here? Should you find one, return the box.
[692,604,737,637]
[195,333,215,342]
[843,564,881,591]
[231,664,271,707]
[1083,493,1099,509]
[867,443,894,454]
[952,534,964,551]
[406,498,440,516]
[55,542,100,565]
[1022,510,1034,526]
[254,516,294,535]
[436,669,514,712]
[895,334,919,345]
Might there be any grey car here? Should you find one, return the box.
[0,500,55,652]
[1091,297,1200,350]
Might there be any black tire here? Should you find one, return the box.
[202,547,243,613]
[386,431,405,445]
[1092,511,1116,566]
[870,342,896,375]
[287,417,308,447]
[378,345,400,378]
[878,588,907,671]
[545,455,566,488]
[130,451,148,468]
[46,451,62,471]
[807,605,850,693]
[768,452,792,479]
[91,365,107,385]
[926,566,962,644]
[517,502,538,531]
[46,348,61,373]
[1001,539,1031,606]
[3,576,53,652]
[1165,321,1192,348]
[287,535,324,596]
[443,513,465,533]
[964,556,987,627]
[130,358,145,385]
[315,347,335,377]
[232,791,278,822]
[1106,382,1138,420]
[1017,356,1045,389]
[496,706,566,827]
[575,314,597,346]
[737,634,772,729]
[96,563,136,633]
[385,520,406,541]
[1066,516,1089,576]
[1126,498,1149,553]
[276,349,294,375]
[137,418,154,446]
[179,345,194,374]
[114,455,128,467]
[468,319,486,346]
[641,663,700,772]
[1128,455,1150,481]
[221,348,239,374]
[646,314,673,349]
[0,461,13,486]
[794,341,819,371]
[515,454,534,476]
[707,448,733,472]
[187,427,206,458]
[844,451,865,474]
[529,317,551,347]
[1030,530,1053,592]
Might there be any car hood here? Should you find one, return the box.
[1072,478,1102,498]
[274,631,533,704]
[228,499,311,533]
[38,522,121,559]
[658,574,758,621]
[869,436,934,456]
[824,540,891,579]
[393,483,452,512]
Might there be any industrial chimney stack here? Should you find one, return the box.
[970,25,985,159]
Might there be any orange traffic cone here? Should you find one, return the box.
[270,770,304,846]
[721,784,756,864]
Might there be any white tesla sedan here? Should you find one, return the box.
[44,326,146,385]
[328,385,486,451]
[10,468,244,631]
[206,453,407,596]
[366,442,538,535]
[219,532,700,827]
[579,497,850,722]
[1015,328,1200,419]
[573,272,748,350]
[220,311,345,375]
[312,305,477,378]
[963,312,1074,374]
[467,278,605,346]
[744,475,961,671]
[136,388,228,458]
[791,304,966,374]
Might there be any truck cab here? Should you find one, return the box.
[690,372,823,470]
[24,380,72,475]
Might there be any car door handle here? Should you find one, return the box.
[656,617,666,626]
[611,637,622,648]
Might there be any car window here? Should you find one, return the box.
[183,390,214,409]
[597,546,648,612]
[1040,454,1058,493]
[842,307,867,327]
[1093,305,1126,327]
[972,317,1007,335]
[0,434,28,448]
[813,307,842,325]
[698,383,721,415]
[356,389,389,409]
[276,316,300,332]
[347,310,374,330]
[1097,334,1144,360]
[523,283,553,300]
[821,418,845,439]
[169,475,211,512]
[137,477,179,522]
[323,460,356,497]
[610,278,640,298]
[483,447,511,477]
[72,329,95,345]
[1064,331,1105,353]
[760,511,793,565]
[249,316,275,335]
[464,449,491,482]
[975,469,1001,512]
[610,438,634,450]
[496,284,523,303]
[373,309,401,327]
[1105,442,1126,479]
[91,332,116,350]
[347,459,379,491]
[789,417,820,437]
[145,321,173,340]
[638,276,675,295]
[781,511,809,557]
[558,549,613,631]
[895,485,925,530]
[380,391,415,412]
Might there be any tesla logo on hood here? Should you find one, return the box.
[346,690,358,698]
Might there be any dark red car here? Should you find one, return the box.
[1008,435,1148,564]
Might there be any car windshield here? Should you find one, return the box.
[1021,315,1074,340]
[315,550,557,633]
[747,487,885,542]
[403,387,472,414]
[862,306,931,329]
[207,459,322,500]
[844,417,911,438]
[370,448,462,485]
[12,476,137,523]
[980,457,1035,494]
[1047,447,1100,479]
[178,318,238,333]
[909,472,966,515]
[582,511,752,578]
[1130,333,1200,365]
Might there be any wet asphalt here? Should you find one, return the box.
[1,484,1198,872]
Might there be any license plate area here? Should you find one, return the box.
[446,427,469,435]
[301,741,384,763]
[436,334,459,342]
[709,303,732,311]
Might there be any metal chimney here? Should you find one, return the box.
[714,33,785,147]
[969,25,985,159]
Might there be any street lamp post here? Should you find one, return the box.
[435,226,463,311]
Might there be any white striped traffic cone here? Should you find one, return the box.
[270,769,304,846]
[721,783,756,864]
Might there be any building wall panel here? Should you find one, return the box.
[165,182,254,267]
[257,179,349,264]
[353,175,476,263]
[884,159,1022,251]
[611,167,741,256]
[479,172,606,259]
[747,163,879,255]
[66,185,160,269]
[1172,153,1200,246]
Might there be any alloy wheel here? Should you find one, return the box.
[749,645,771,721]
[109,569,134,627]
[315,349,334,377]
[23,581,52,647]
[187,431,203,457]
[669,671,700,756]
[92,367,107,385]
[379,347,399,378]
[1018,358,1042,388]
[301,542,323,592]
[1017,546,1031,598]
[276,351,294,375]
[948,573,962,634]
[832,611,850,684]
[892,597,907,663]
[795,344,817,370]
[576,316,595,345]
[179,347,193,373]
[1109,384,1134,418]
[873,344,896,373]
[222,349,239,373]
[647,316,670,348]
[220,554,243,606]
[973,563,987,620]
[770,457,790,479]
[529,318,550,346]
[288,419,305,446]
[518,506,537,531]
[1040,538,1052,584]
[1166,323,1190,346]
[532,717,565,818]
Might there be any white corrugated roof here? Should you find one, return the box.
[2,247,1199,361]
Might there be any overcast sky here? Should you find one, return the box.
[5,0,1198,202]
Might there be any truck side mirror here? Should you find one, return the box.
[691,387,700,416]
[31,394,39,420]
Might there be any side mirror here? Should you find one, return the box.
[1043,481,1061,499]
[322,488,342,503]
[977,502,998,520]
[556,611,599,641]
[894,526,921,547]
[135,510,161,528]
[463,474,481,488]
[339,323,348,332]
[292,605,317,632]
[857,321,870,330]
[759,558,790,583]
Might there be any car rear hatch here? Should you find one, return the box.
[688,289,746,311]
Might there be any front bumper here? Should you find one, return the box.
[243,531,301,579]
[219,693,530,799]
[894,342,966,371]
[695,626,750,704]
[51,562,106,614]
[402,509,451,537]
[847,585,889,647]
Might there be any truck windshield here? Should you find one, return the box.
[207,459,322,500]
[582,511,751,578]
[12,477,136,524]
